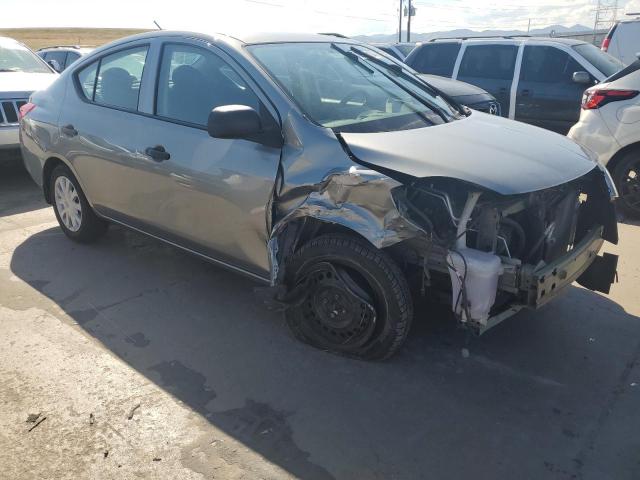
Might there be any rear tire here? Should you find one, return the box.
[51,164,108,243]
[284,234,413,360]
[613,151,640,219]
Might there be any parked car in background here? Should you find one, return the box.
[20,31,618,360]
[37,46,93,72]
[569,57,640,217]
[370,43,406,61]
[369,44,500,114]
[406,37,624,134]
[369,42,416,60]
[602,15,640,66]
[394,42,417,57]
[0,37,56,164]
[418,74,500,115]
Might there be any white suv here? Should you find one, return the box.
[0,37,57,164]
[569,58,640,217]
[602,16,640,66]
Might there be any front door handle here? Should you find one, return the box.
[145,145,171,162]
[61,124,78,137]
[521,89,531,97]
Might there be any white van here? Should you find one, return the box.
[602,17,640,65]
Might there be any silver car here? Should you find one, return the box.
[0,36,56,163]
[20,31,619,360]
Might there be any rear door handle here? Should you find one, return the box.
[145,145,170,162]
[521,89,531,97]
[61,124,77,137]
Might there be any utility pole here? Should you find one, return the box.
[527,18,531,34]
[407,0,412,42]
[398,0,403,43]
[405,0,415,42]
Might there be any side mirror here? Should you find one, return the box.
[207,104,283,148]
[47,59,62,73]
[208,105,262,139]
[572,71,591,85]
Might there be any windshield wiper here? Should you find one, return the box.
[0,68,20,72]
[341,46,450,123]
[349,46,468,117]
[330,43,374,74]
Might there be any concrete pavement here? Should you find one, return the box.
[1,163,639,479]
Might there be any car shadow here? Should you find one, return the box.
[0,162,47,217]
[9,225,640,480]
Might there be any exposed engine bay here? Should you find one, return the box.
[385,166,619,332]
[266,113,619,337]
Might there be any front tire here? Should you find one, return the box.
[51,164,108,243]
[613,151,640,218]
[284,234,413,360]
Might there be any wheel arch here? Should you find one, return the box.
[605,141,640,175]
[42,156,92,207]
[269,216,402,286]
[42,156,66,204]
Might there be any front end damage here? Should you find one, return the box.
[269,151,619,334]
[386,164,619,333]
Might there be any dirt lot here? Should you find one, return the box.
[1,162,639,479]
[0,28,148,50]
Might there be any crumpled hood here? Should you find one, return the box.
[339,112,596,195]
[0,72,57,98]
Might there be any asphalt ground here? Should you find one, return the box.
[1,163,639,480]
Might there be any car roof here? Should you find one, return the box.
[225,31,361,44]
[38,45,90,50]
[618,17,640,24]
[96,30,361,48]
[0,36,21,44]
[425,36,585,46]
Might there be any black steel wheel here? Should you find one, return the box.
[284,234,413,360]
[614,151,640,218]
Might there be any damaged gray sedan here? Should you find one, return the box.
[20,32,619,360]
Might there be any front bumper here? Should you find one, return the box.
[523,226,615,308]
[0,125,19,149]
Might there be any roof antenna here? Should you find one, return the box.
[153,20,163,30]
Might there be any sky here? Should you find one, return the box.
[1,0,639,35]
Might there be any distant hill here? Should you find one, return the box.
[354,24,594,43]
[0,28,149,50]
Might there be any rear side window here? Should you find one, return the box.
[155,43,259,127]
[409,43,460,76]
[458,44,518,80]
[65,52,81,68]
[76,46,149,111]
[44,50,67,69]
[520,46,585,83]
[77,61,99,100]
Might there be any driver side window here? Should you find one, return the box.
[520,46,588,83]
[155,43,260,127]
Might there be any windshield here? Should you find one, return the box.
[573,43,624,77]
[249,42,461,133]
[605,59,640,82]
[0,38,51,73]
